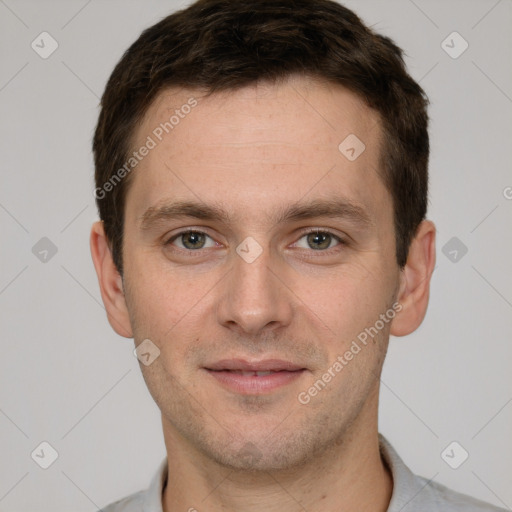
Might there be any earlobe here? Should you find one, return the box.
[89,221,133,338]
[390,220,436,337]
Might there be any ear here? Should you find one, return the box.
[90,220,133,338]
[390,220,436,337]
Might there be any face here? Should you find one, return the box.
[120,76,402,471]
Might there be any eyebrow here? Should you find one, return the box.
[139,197,374,233]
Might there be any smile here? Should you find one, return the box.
[204,359,307,394]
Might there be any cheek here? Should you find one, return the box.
[293,258,393,336]
[124,254,220,350]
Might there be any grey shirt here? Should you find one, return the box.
[102,435,506,511]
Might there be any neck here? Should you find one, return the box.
[161,404,392,512]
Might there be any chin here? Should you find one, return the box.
[195,426,320,473]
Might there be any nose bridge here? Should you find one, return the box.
[216,243,293,334]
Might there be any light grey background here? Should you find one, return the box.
[0,0,511,510]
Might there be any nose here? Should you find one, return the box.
[216,245,294,336]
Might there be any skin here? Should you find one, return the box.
[90,75,436,512]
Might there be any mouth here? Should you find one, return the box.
[203,359,307,394]
[217,370,288,376]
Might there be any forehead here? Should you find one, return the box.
[125,76,389,227]
[136,77,379,156]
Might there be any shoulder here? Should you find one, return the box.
[379,435,507,512]
[100,456,168,511]
[101,490,145,512]
[417,476,508,512]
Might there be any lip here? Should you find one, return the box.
[204,358,307,395]
[205,358,305,372]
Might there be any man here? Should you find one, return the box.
[90,0,505,510]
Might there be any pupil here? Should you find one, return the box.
[183,232,205,249]
[308,232,330,250]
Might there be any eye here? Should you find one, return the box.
[295,231,342,251]
[168,230,217,250]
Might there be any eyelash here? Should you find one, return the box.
[164,228,347,254]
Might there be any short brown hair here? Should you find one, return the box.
[93,0,429,275]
